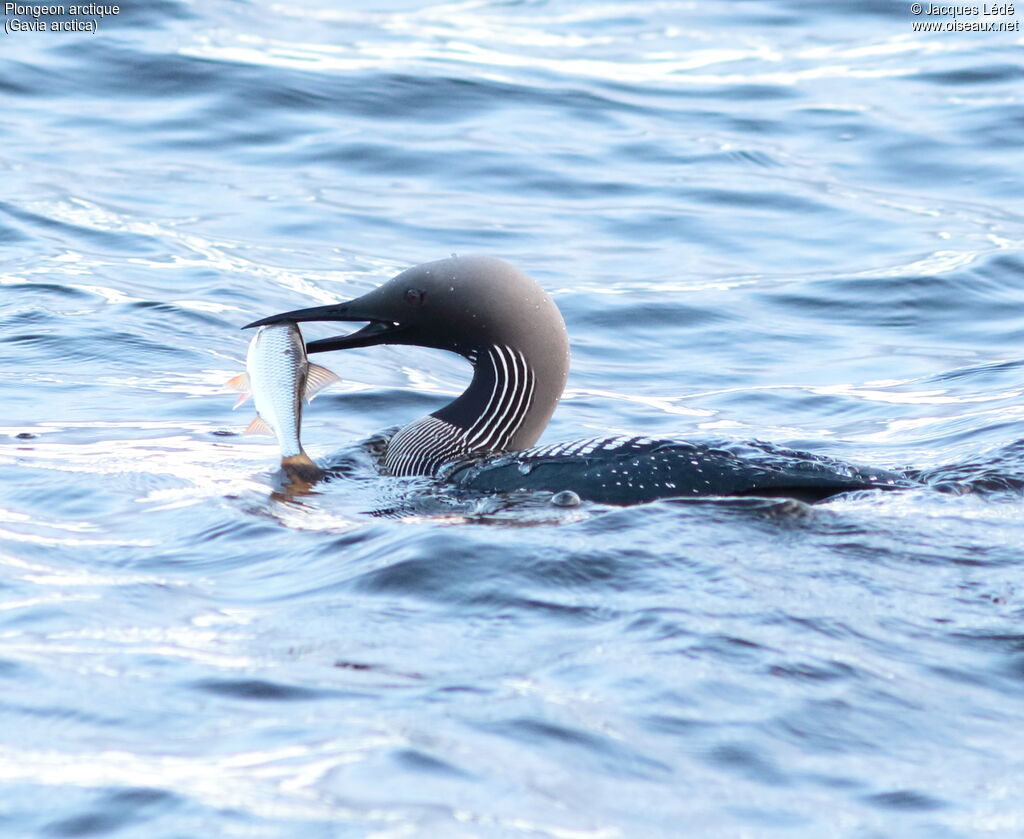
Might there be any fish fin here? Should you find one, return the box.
[227,374,251,409]
[244,416,274,436]
[304,364,341,403]
[226,373,250,391]
[281,451,325,482]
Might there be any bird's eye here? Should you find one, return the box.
[404,288,425,306]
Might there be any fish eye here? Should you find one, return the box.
[404,287,426,306]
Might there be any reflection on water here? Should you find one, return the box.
[2,0,1024,836]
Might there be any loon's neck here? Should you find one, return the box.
[383,341,567,477]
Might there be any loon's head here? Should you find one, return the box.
[245,256,571,453]
[246,256,564,356]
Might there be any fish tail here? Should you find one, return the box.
[281,450,326,483]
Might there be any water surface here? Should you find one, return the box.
[2,1,1024,836]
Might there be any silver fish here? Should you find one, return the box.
[227,322,339,480]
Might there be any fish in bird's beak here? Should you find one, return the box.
[227,322,340,493]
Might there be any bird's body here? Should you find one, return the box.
[245,256,914,505]
[444,435,911,505]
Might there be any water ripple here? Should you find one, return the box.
[3,0,1024,836]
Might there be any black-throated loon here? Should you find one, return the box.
[245,256,913,505]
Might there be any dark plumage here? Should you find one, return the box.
[245,256,914,504]
[444,437,912,506]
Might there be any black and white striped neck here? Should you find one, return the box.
[383,343,540,477]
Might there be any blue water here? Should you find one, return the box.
[3,1,1024,836]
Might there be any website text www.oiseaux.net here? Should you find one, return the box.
[912,17,1020,29]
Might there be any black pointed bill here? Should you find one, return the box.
[243,302,360,329]
[242,302,407,353]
